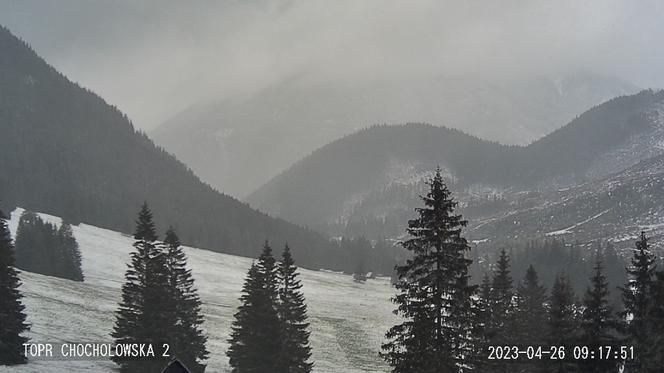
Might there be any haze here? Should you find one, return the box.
[1,0,663,131]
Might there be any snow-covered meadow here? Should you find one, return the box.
[1,209,398,372]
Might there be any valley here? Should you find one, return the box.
[1,209,397,373]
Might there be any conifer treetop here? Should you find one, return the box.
[135,202,157,242]
[0,207,30,365]
[164,226,181,248]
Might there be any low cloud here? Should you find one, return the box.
[1,0,663,129]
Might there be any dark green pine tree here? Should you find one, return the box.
[227,241,282,372]
[470,273,492,372]
[276,244,313,373]
[381,168,476,373]
[515,265,547,345]
[486,249,516,372]
[489,249,516,344]
[162,227,208,373]
[579,259,621,373]
[56,222,84,281]
[0,208,30,365]
[546,274,578,373]
[514,265,547,373]
[112,202,170,373]
[547,274,577,345]
[620,232,656,372]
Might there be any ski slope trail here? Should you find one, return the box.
[1,209,397,373]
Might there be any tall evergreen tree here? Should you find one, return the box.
[514,265,548,373]
[489,249,516,345]
[0,208,30,365]
[227,241,281,372]
[620,232,656,372]
[112,202,170,373]
[579,258,620,373]
[546,274,578,373]
[515,265,547,345]
[486,249,516,372]
[162,227,208,373]
[56,222,83,281]
[276,244,313,373]
[470,273,493,372]
[381,169,476,373]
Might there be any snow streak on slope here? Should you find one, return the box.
[1,209,398,373]
[545,208,613,236]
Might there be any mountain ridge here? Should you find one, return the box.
[0,25,342,270]
[152,74,637,197]
[246,90,664,238]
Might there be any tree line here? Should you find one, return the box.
[474,238,629,309]
[4,171,664,372]
[14,210,83,282]
[0,202,314,372]
[380,168,664,372]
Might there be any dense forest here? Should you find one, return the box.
[248,90,664,231]
[14,210,83,281]
[379,171,664,372]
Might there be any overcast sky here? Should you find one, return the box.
[1,0,663,130]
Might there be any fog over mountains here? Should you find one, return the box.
[152,74,636,196]
[2,0,663,198]
[0,26,340,271]
[5,2,664,372]
[247,90,664,248]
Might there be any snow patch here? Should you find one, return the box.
[6,208,398,372]
[546,208,612,236]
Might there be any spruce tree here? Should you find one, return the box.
[227,241,281,372]
[489,249,515,344]
[470,273,492,372]
[514,265,547,373]
[162,227,208,373]
[112,202,170,373]
[579,258,620,373]
[276,244,313,373]
[515,265,547,345]
[381,168,476,373]
[546,274,578,373]
[620,232,656,372]
[56,222,84,281]
[0,208,30,365]
[486,249,516,372]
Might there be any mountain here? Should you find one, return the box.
[5,208,397,373]
[0,25,341,270]
[151,74,637,197]
[470,152,664,247]
[246,90,664,239]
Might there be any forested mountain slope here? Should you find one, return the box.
[247,90,664,237]
[0,26,338,269]
[470,152,664,247]
[152,74,636,197]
